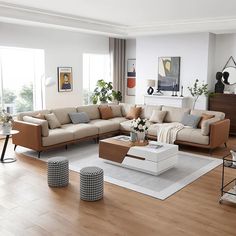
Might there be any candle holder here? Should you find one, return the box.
[174,84,178,96]
[180,86,184,97]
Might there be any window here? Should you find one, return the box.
[0,46,45,114]
[83,53,111,105]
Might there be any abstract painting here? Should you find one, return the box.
[158,57,180,91]
[127,59,136,96]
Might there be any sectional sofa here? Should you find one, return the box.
[12,103,230,157]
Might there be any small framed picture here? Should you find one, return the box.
[57,67,73,92]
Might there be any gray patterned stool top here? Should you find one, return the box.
[48,156,68,163]
[80,166,104,201]
[80,166,103,176]
[47,156,69,188]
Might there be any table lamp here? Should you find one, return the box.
[146,79,156,95]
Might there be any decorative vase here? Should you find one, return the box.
[1,123,12,134]
[136,131,145,142]
[130,131,137,142]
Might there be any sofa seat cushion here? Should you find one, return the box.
[176,127,209,145]
[162,106,190,123]
[61,123,98,139]
[147,123,160,137]
[108,117,128,124]
[120,120,133,132]
[147,124,209,145]
[77,105,100,120]
[42,129,74,146]
[89,119,120,134]
[51,107,77,125]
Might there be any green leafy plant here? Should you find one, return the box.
[112,90,122,103]
[91,79,122,104]
[188,79,209,109]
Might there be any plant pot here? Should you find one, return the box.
[136,131,145,142]
[1,123,12,134]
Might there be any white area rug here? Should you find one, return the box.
[17,142,222,200]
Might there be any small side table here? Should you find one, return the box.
[0,130,19,163]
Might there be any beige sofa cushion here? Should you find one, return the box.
[45,113,61,129]
[23,116,49,137]
[120,103,135,117]
[108,117,128,124]
[89,119,120,134]
[17,110,50,121]
[42,129,74,146]
[142,105,162,119]
[201,117,220,136]
[149,110,167,123]
[51,107,76,125]
[61,123,98,140]
[120,120,133,132]
[190,109,225,120]
[162,106,190,123]
[110,105,122,117]
[176,127,209,145]
[77,105,100,120]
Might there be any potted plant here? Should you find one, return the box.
[131,118,149,142]
[188,79,209,109]
[91,79,122,104]
[0,110,13,134]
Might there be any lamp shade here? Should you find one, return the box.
[146,79,156,87]
[45,77,56,87]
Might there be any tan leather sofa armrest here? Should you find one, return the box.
[209,119,230,148]
[12,120,42,151]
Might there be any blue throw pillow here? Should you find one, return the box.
[181,114,201,128]
[69,112,90,124]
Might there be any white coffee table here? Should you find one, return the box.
[99,136,178,175]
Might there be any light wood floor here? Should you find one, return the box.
[1,138,236,236]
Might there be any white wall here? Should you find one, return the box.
[125,39,136,104]
[0,22,109,109]
[135,33,212,109]
[215,33,236,72]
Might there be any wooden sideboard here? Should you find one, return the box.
[208,94,236,135]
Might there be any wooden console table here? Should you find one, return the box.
[208,93,236,135]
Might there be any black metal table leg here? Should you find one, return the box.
[1,135,16,163]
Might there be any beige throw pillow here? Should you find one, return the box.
[201,117,220,136]
[126,107,142,119]
[45,113,61,129]
[23,116,49,137]
[149,110,167,123]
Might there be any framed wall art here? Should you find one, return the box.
[58,67,73,92]
[158,57,180,91]
[127,59,136,96]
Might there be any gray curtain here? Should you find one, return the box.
[109,38,126,102]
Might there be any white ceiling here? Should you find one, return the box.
[1,0,236,37]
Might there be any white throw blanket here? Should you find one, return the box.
[156,122,184,144]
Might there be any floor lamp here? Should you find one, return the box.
[41,76,56,109]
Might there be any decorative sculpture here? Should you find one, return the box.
[214,72,224,93]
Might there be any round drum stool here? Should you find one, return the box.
[47,156,69,187]
[80,166,104,201]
